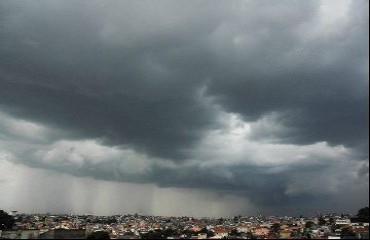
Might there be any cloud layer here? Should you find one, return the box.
[0,0,368,216]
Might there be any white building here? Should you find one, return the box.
[197,233,207,239]
[335,219,351,225]
[327,236,341,239]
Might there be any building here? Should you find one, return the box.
[0,230,40,239]
[253,227,269,237]
[212,226,228,238]
[279,230,292,239]
[39,229,86,239]
[335,219,351,225]
[197,233,207,239]
[327,235,341,239]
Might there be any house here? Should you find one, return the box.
[252,227,269,237]
[335,218,351,225]
[327,235,341,239]
[191,226,203,232]
[352,227,369,239]
[212,226,228,238]
[236,223,250,233]
[264,232,279,239]
[197,233,207,239]
[279,229,292,239]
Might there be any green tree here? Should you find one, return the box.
[207,231,215,238]
[198,227,208,234]
[141,229,178,239]
[229,229,241,236]
[87,231,110,239]
[330,224,341,232]
[318,217,326,226]
[181,229,195,238]
[0,210,15,230]
[291,230,301,238]
[357,207,369,219]
[305,221,314,229]
[162,228,179,238]
[245,232,257,239]
[198,227,214,238]
[271,223,281,233]
[341,227,354,234]
[340,227,356,239]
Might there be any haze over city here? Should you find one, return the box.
[0,0,368,218]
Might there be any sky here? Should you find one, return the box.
[0,0,368,217]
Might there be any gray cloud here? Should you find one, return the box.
[205,0,368,151]
[0,0,368,215]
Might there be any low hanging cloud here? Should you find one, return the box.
[0,109,368,215]
[0,0,368,215]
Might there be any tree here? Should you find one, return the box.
[341,227,354,234]
[207,231,215,238]
[87,231,111,239]
[340,227,357,239]
[198,227,214,238]
[318,217,326,226]
[330,224,341,232]
[245,232,257,239]
[291,230,301,238]
[141,229,179,239]
[229,229,241,237]
[352,207,369,223]
[0,210,15,230]
[357,207,369,219]
[305,221,314,229]
[271,223,281,233]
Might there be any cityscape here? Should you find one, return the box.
[0,1,368,240]
[0,208,369,239]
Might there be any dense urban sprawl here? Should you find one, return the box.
[0,208,368,239]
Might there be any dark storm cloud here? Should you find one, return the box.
[208,68,368,154]
[0,0,368,214]
[0,80,216,159]
[205,0,369,153]
[17,142,368,213]
[1,0,367,159]
[0,0,226,160]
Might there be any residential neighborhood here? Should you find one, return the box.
[0,209,368,239]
